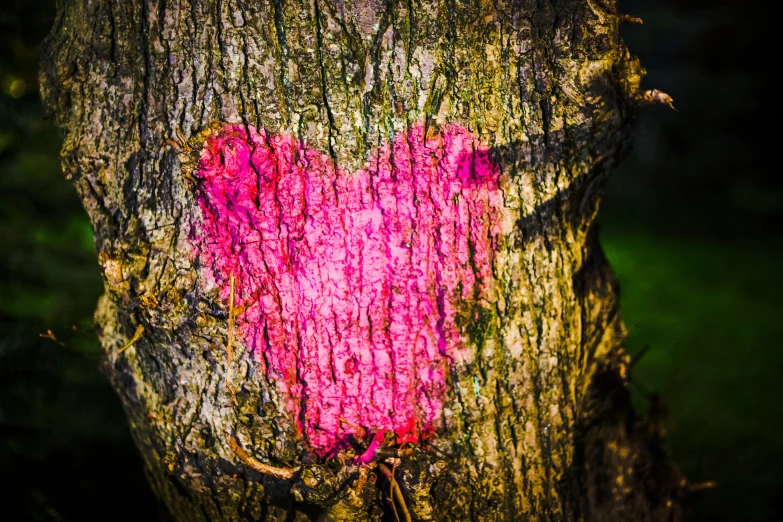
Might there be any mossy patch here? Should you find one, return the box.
[454,298,498,352]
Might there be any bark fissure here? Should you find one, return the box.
[313,0,339,168]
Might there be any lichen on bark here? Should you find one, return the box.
[41,0,684,520]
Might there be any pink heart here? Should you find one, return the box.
[193,122,503,455]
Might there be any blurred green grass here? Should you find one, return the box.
[0,106,160,521]
[0,3,160,519]
[600,225,783,521]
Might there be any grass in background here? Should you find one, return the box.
[0,105,161,521]
[0,6,160,516]
[601,225,783,521]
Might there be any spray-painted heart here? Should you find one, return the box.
[193,122,503,455]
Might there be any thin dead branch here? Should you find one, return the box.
[226,272,238,405]
[119,325,145,353]
[378,462,412,522]
[228,436,299,480]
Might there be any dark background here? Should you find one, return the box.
[1,0,780,520]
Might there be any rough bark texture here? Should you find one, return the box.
[41,0,684,520]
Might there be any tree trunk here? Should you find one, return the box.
[40,0,683,520]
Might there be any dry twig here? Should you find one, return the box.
[226,272,238,405]
[228,436,299,480]
[378,462,412,522]
[685,480,717,494]
[639,89,677,111]
[620,14,643,24]
[39,329,64,347]
[339,416,367,439]
[119,325,145,353]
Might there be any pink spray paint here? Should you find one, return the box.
[193,122,503,455]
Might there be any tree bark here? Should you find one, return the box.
[41,0,683,520]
